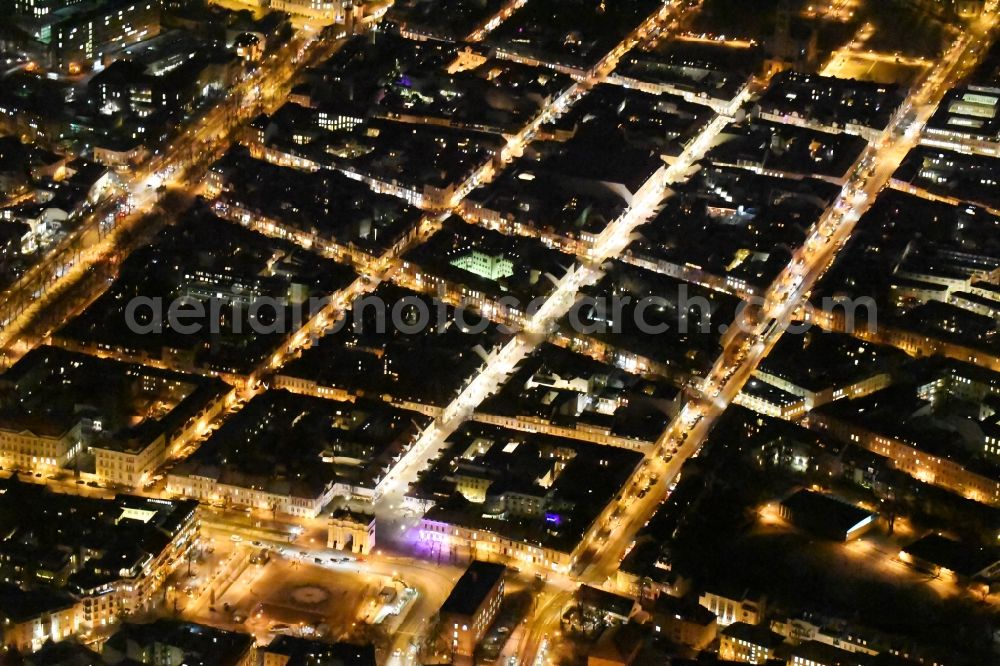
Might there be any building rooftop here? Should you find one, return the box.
[208,147,422,256]
[574,260,744,375]
[720,621,784,648]
[925,85,1000,141]
[813,374,1000,480]
[487,0,663,71]
[789,640,873,666]
[901,533,1000,579]
[277,284,510,407]
[756,70,904,132]
[0,345,226,454]
[741,377,802,407]
[102,620,254,666]
[417,423,643,554]
[780,489,876,538]
[24,639,105,666]
[0,476,197,594]
[262,635,377,666]
[629,165,836,291]
[478,342,674,441]
[756,331,905,394]
[617,38,762,102]
[387,0,503,39]
[57,213,356,375]
[441,560,505,617]
[708,119,868,180]
[811,189,1000,356]
[652,593,716,626]
[577,584,635,619]
[173,390,430,495]
[894,146,1000,211]
[0,582,78,624]
[403,215,573,305]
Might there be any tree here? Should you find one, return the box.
[421,613,450,663]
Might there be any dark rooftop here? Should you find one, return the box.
[102,620,254,666]
[441,560,505,617]
[720,621,784,649]
[789,640,873,666]
[0,583,78,624]
[263,635,377,666]
[780,489,876,537]
[577,584,635,619]
[901,534,1000,579]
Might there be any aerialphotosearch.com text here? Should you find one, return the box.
[123,285,879,339]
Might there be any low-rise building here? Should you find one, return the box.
[0,418,81,474]
[439,561,505,657]
[923,86,1000,158]
[0,478,198,635]
[753,333,901,413]
[650,594,717,649]
[587,623,648,666]
[899,533,1000,585]
[167,392,428,516]
[719,622,785,664]
[789,641,873,666]
[699,587,766,627]
[770,614,880,658]
[260,635,376,666]
[0,346,227,487]
[778,489,877,542]
[267,0,355,24]
[418,516,574,573]
[755,71,903,141]
[102,619,255,666]
[809,387,1000,506]
[21,639,105,665]
[414,422,642,575]
[578,585,636,626]
[92,136,150,168]
[92,433,167,489]
[0,585,82,654]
